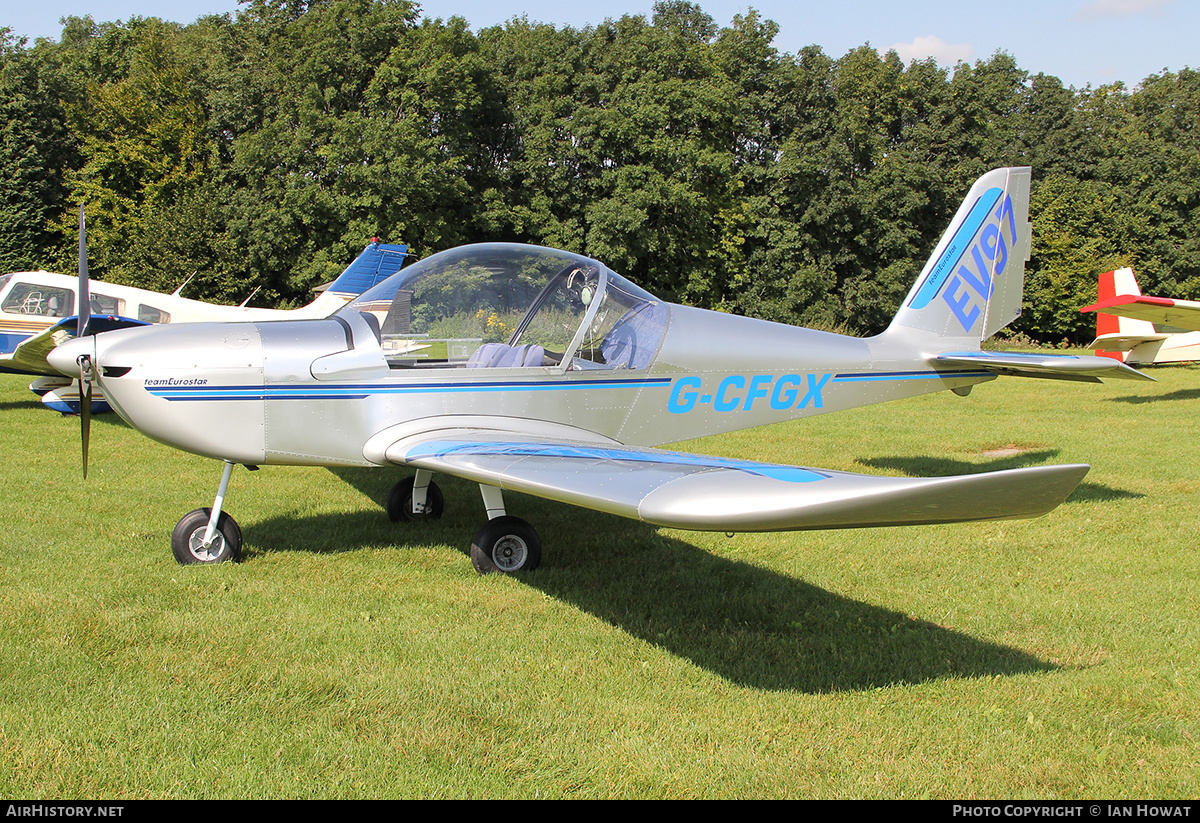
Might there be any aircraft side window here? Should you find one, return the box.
[496,264,595,368]
[344,245,627,369]
[2,284,74,317]
[596,302,668,369]
[381,257,584,367]
[138,305,170,323]
[572,275,666,370]
[90,293,125,315]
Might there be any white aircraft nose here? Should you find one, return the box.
[47,335,95,377]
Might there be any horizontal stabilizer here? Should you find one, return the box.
[1082,294,1200,333]
[935,351,1153,382]
[386,429,1089,532]
[1088,332,1171,352]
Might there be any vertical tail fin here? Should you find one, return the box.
[323,241,410,298]
[1095,267,1151,362]
[294,241,411,317]
[886,167,1033,345]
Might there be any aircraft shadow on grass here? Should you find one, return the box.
[858,452,1143,504]
[1107,387,1200,405]
[238,467,1063,694]
[0,399,43,412]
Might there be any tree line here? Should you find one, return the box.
[1,0,1197,343]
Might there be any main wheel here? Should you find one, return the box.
[386,476,445,522]
[470,516,542,574]
[171,508,242,564]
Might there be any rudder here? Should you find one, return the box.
[886,167,1032,344]
[1095,268,1152,362]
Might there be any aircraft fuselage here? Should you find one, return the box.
[61,302,995,468]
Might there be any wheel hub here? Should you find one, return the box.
[187,528,225,562]
[493,536,528,571]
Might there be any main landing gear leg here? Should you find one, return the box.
[471,484,541,575]
[387,470,445,522]
[171,460,243,564]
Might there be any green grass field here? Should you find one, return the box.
[0,365,1196,798]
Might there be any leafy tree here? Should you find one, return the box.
[202,0,423,302]
[0,30,77,271]
[1122,69,1200,297]
[481,2,759,308]
[57,17,215,289]
[6,0,1198,343]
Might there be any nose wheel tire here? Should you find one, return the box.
[171,508,242,564]
[387,476,445,522]
[470,516,541,574]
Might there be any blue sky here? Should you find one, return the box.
[4,0,1194,90]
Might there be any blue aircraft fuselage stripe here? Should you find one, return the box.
[407,440,829,483]
[832,370,993,382]
[940,351,1084,361]
[145,377,674,401]
[142,371,993,402]
[907,187,1004,310]
[0,331,34,353]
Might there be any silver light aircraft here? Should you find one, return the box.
[50,167,1149,573]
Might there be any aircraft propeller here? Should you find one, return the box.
[77,205,91,337]
[75,205,93,476]
[78,352,92,478]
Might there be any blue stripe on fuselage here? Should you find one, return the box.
[0,331,32,355]
[142,371,992,406]
[144,376,673,401]
[831,370,993,382]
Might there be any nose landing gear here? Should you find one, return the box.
[171,461,243,564]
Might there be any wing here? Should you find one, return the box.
[935,350,1153,382]
[0,319,76,376]
[0,315,148,377]
[383,428,1088,532]
[1081,294,1200,332]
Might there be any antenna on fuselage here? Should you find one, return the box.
[171,271,198,298]
[238,286,261,308]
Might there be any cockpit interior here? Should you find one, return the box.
[340,244,667,371]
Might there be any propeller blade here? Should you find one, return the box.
[79,354,92,479]
[77,205,90,337]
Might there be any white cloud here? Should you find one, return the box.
[1077,0,1175,20]
[884,35,975,66]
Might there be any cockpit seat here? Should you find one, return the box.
[465,342,546,368]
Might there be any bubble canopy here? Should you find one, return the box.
[339,243,667,370]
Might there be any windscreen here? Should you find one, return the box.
[341,243,665,369]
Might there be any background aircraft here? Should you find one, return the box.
[50,168,1149,574]
[1083,267,1200,364]
[1,240,410,411]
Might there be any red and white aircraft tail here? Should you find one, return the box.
[1092,268,1155,362]
[1083,267,1200,364]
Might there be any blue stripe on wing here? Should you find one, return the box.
[404,440,829,484]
